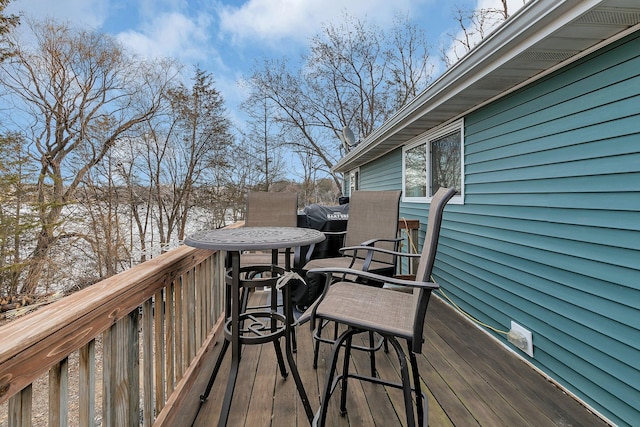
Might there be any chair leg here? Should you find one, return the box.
[273,339,289,378]
[368,331,377,377]
[316,328,357,427]
[240,286,250,312]
[291,326,297,353]
[199,338,229,403]
[388,336,416,427]
[313,323,322,369]
[269,284,288,378]
[409,347,425,426]
[339,332,353,416]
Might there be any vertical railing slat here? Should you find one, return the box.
[102,327,112,427]
[48,358,68,427]
[181,274,189,374]
[128,311,140,427]
[195,262,203,349]
[8,384,32,427]
[205,255,213,336]
[154,288,166,416]
[174,277,183,380]
[111,317,126,426]
[187,268,196,361]
[142,299,154,427]
[165,281,175,395]
[79,340,96,427]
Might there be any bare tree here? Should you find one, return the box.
[79,152,131,279]
[121,68,233,253]
[0,19,177,294]
[441,1,528,67]
[112,136,154,263]
[244,12,433,190]
[239,95,286,191]
[164,69,231,244]
[386,13,434,110]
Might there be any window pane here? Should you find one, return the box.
[405,143,426,197]
[350,170,359,194]
[431,131,461,194]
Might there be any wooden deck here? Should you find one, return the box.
[183,290,607,426]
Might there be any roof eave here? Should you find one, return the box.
[333,0,636,173]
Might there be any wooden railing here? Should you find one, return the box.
[0,244,225,426]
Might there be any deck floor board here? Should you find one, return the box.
[190,291,608,426]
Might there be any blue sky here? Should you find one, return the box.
[4,0,529,181]
[5,0,527,128]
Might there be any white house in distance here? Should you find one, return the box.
[333,1,640,425]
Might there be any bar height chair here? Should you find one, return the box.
[237,191,300,342]
[306,187,456,427]
[302,190,402,374]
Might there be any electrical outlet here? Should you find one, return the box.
[508,321,533,357]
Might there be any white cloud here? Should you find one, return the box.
[116,12,216,64]
[6,0,109,29]
[218,0,432,46]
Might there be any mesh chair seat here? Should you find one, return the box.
[314,282,416,339]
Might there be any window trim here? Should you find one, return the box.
[402,119,464,204]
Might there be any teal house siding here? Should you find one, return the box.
[358,148,402,191]
[355,32,640,426]
[447,34,640,426]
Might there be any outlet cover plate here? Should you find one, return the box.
[510,321,533,357]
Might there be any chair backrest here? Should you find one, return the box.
[245,192,298,227]
[411,187,456,353]
[344,190,401,265]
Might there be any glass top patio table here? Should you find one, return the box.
[184,226,324,426]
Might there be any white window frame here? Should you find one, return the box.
[402,119,464,204]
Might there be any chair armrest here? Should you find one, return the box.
[339,244,419,272]
[339,245,420,259]
[308,267,439,291]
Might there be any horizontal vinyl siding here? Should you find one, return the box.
[355,148,421,274]
[358,148,402,190]
[449,32,640,427]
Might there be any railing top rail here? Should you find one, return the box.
[0,244,215,404]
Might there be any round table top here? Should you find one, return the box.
[184,226,325,251]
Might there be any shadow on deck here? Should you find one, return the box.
[180,291,606,426]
